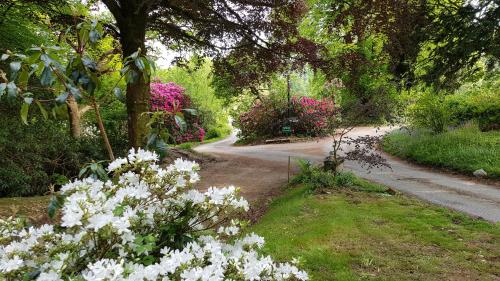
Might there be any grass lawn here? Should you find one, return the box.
[0,196,51,223]
[382,126,500,178]
[249,186,500,280]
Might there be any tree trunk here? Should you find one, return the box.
[66,95,81,138]
[125,76,150,148]
[117,10,149,148]
[102,1,150,148]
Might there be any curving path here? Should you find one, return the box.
[196,127,500,222]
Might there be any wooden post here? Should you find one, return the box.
[91,97,115,161]
[288,155,291,184]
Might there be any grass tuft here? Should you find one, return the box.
[382,126,500,178]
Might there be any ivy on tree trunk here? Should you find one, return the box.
[103,0,150,148]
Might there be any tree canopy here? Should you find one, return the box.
[100,0,295,147]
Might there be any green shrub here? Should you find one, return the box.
[292,160,390,193]
[205,126,229,139]
[292,160,333,190]
[403,74,500,132]
[177,142,193,150]
[333,171,356,187]
[0,103,112,197]
[292,160,357,190]
[445,74,500,131]
[405,88,451,133]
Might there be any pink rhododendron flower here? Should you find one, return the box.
[149,81,206,143]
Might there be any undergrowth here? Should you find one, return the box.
[292,160,389,193]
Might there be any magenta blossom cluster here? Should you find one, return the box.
[150,82,187,112]
[150,81,205,143]
[291,96,335,134]
[238,96,335,139]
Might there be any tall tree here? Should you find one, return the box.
[422,0,500,88]
[212,1,326,99]
[295,0,430,120]
[100,0,289,148]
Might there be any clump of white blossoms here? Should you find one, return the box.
[0,148,307,280]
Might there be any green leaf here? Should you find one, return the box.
[55,92,69,104]
[10,61,21,71]
[10,61,22,80]
[125,69,139,84]
[89,30,100,43]
[40,66,53,86]
[40,53,52,67]
[96,166,108,180]
[27,52,41,64]
[134,236,144,244]
[79,28,90,47]
[145,234,156,243]
[35,100,48,120]
[135,57,146,71]
[23,269,41,280]
[156,139,168,154]
[146,57,156,72]
[113,87,125,102]
[20,103,29,125]
[69,86,81,100]
[147,132,157,147]
[18,69,30,87]
[142,255,155,266]
[129,50,140,60]
[47,201,57,219]
[0,83,6,97]
[120,65,130,75]
[7,82,17,98]
[47,195,65,219]
[82,57,97,69]
[174,114,187,132]
[78,166,88,178]
[182,108,197,116]
[14,53,27,59]
[113,205,125,216]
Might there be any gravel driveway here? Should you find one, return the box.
[196,127,500,222]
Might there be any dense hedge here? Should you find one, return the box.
[0,101,127,197]
[405,75,499,133]
[445,76,500,131]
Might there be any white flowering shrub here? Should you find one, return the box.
[0,149,307,280]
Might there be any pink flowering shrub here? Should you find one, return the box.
[290,96,335,136]
[150,82,205,143]
[150,82,186,113]
[238,96,335,139]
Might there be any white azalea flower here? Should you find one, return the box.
[0,149,307,280]
[0,255,23,272]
